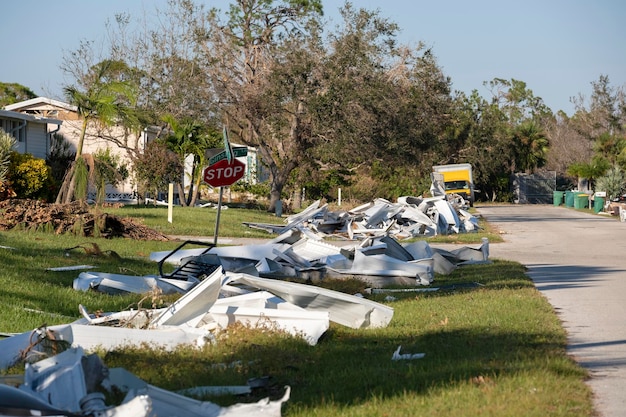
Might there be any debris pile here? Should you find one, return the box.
[0,346,290,417]
[0,198,170,240]
[0,222,489,415]
[244,195,479,240]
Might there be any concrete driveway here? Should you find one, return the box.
[475,204,626,417]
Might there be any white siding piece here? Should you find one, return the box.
[73,271,194,295]
[107,368,290,417]
[0,324,210,371]
[227,273,394,329]
[288,237,343,262]
[348,249,433,285]
[208,304,329,346]
[150,267,224,328]
[433,199,460,234]
[150,243,289,264]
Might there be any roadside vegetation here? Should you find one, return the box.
[0,207,593,416]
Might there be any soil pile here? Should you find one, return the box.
[0,199,170,241]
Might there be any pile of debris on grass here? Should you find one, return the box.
[0,198,170,241]
[244,195,479,241]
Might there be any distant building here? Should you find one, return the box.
[0,108,61,159]
[5,97,265,203]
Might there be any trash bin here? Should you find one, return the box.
[593,196,605,213]
[574,193,589,209]
[565,191,575,207]
[553,191,564,206]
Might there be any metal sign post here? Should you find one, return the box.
[204,127,249,246]
[213,187,224,245]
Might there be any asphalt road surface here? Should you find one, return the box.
[475,204,626,417]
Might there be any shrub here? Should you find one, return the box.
[8,152,54,200]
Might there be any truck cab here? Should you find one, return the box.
[432,163,475,206]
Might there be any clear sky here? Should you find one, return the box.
[1,0,624,116]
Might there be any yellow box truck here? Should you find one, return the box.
[432,163,475,206]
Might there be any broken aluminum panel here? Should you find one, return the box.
[73,271,196,295]
[0,324,210,371]
[150,243,289,265]
[458,208,480,232]
[227,273,394,329]
[402,241,457,275]
[18,347,108,414]
[76,305,161,327]
[2,347,287,417]
[356,198,395,230]
[450,237,490,263]
[392,345,425,360]
[374,236,415,261]
[149,267,223,328]
[284,199,322,223]
[107,367,290,417]
[433,199,460,234]
[256,257,296,277]
[208,304,329,346]
[398,205,438,236]
[343,248,434,285]
[46,265,95,271]
[287,237,344,263]
[243,201,328,236]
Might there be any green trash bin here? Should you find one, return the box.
[553,191,564,206]
[574,193,589,209]
[565,191,575,207]
[593,196,605,213]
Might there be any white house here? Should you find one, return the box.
[0,108,62,159]
[5,97,154,202]
[5,97,265,203]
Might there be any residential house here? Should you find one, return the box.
[0,108,61,159]
[5,97,153,202]
[5,97,265,204]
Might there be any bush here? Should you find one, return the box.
[7,152,54,200]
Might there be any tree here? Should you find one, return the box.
[0,82,37,107]
[161,115,220,206]
[91,148,129,205]
[197,0,323,212]
[595,165,626,201]
[567,155,610,191]
[132,140,183,204]
[56,59,139,204]
[511,120,549,173]
[0,131,16,198]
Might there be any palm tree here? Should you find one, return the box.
[56,60,138,204]
[0,131,16,197]
[162,115,220,206]
[512,120,549,173]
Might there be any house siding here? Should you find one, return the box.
[24,123,48,159]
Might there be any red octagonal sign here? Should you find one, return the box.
[203,158,246,187]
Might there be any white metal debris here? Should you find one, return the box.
[242,196,480,241]
[392,345,425,360]
[0,346,290,417]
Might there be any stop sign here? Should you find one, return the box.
[203,158,246,187]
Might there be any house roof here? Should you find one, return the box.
[0,109,62,125]
[4,97,77,113]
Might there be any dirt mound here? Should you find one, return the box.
[0,199,170,241]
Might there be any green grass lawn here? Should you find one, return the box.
[0,205,593,416]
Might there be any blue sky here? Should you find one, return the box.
[1,0,624,116]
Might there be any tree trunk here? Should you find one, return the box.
[176,182,188,206]
[189,175,202,207]
[268,185,283,213]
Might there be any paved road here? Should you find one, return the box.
[475,204,626,417]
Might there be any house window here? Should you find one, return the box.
[1,119,26,142]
